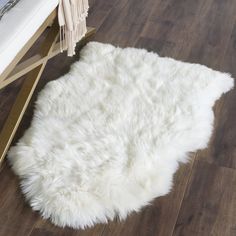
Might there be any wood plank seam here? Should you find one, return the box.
[170,152,198,236]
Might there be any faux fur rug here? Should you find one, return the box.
[8,42,234,229]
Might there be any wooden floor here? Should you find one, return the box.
[0,0,236,235]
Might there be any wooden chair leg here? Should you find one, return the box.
[0,22,96,163]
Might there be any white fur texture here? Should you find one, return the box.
[8,42,234,229]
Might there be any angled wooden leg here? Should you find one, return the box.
[0,27,96,90]
[0,14,96,163]
[0,66,45,162]
[0,11,57,84]
[0,21,59,163]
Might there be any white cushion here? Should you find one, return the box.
[0,0,59,75]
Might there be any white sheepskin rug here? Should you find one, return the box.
[8,42,234,229]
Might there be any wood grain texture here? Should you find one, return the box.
[0,0,236,235]
[173,161,236,236]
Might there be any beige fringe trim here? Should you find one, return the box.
[58,0,89,56]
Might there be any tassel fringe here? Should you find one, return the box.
[58,0,89,56]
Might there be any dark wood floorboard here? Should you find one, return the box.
[195,11,236,169]
[173,161,236,236]
[0,0,236,235]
